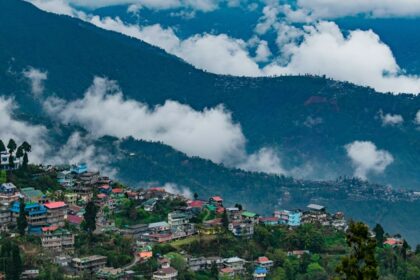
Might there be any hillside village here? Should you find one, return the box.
[0,140,419,280]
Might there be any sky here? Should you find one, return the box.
[27,0,420,95]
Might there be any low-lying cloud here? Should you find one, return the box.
[0,97,49,162]
[379,111,404,126]
[345,140,394,179]
[23,67,48,97]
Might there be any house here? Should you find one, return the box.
[384,238,404,248]
[287,250,310,258]
[71,255,107,272]
[187,200,205,210]
[21,269,39,279]
[219,267,235,279]
[199,218,223,235]
[255,256,273,270]
[148,221,170,233]
[0,202,11,230]
[223,257,246,275]
[64,193,78,205]
[143,198,158,212]
[241,211,259,223]
[0,151,20,170]
[259,217,279,226]
[67,214,83,226]
[146,233,173,243]
[41,225,75,252]
[168,211,190,232]
[303,204,328,225]
[20,187,47,204]
[187,256,223,272]
[0,183,20,203]
[226,207,241,222]
[120,224,148,240]
[98,184,111,194]
[10,201,47,233]
[253,267,268,280]
[44,201,67,227]
[96,267,126,279]
[57,171,74,188]
[209,196,223,207]
[276,210,302,227]
[152,258,178,280]
[71,163,88,174]
[229,220,254,238]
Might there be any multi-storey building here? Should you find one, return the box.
[0,183,20,203]
[41,226,75,252]
[10,201,47,233]
[71,255,107,273]
[44,201,67,227]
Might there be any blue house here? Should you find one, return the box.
[253,267,267,279]
[71,163,88,174]
[287,211,302,227]
[10,201,48,234]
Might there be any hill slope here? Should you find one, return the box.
[1,0,420,188]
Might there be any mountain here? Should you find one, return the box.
[1,0,420,242]
[1,0,420,189]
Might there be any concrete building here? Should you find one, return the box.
[44,201,67,227]
[0,183,20,203]
[41,226,75,252]
[71,255,107,273]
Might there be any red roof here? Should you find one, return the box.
[67,214,83,225]
[188,200,205,208]
[112,188,123,194]
[220,267,234,273]
[260,217,279,222]
[99,185,110,189]
[97,193,107,199]
[384,238,403,246]
[211,196,223,202]
[257,256,270,263]
[44,201,66,209]
[216,207,225,214]
[149,187,164,192]
[42,225,58,232]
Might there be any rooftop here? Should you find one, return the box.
[44,201,66,209]
[307,204,325,211]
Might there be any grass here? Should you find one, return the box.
[0,170,6,183]
[169,234,216,249]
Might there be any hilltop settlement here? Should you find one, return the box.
[0,139,419,280]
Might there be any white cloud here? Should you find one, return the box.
[162,183,193,198]
[379,111,404,126]
[28,0,223,12]
[415,110,420,125]
[254,40,272,63]
[238,147,286,175]
[23,67,48,97]
[0,97,49,163]
[264,21,420,94]
[43,77,246,163]
[345,140,394,179]
[27,0,420,94]
[50,132,117,176]
[296,0,420,19]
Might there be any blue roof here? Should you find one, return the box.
[10,202,47,215]
[254,267,267,274]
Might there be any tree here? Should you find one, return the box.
[193,192,198,200]
[234,203,243,211]
[6,139,16,154]
[221,208,229,229]
[1,240,22,280]
[0,140,6,153]
[335,221,378,280]
[21,141,31,153]
[373,224,385,247]
[15,146,24,159]
[82,201,98,239]
[415,244,420,255]
[22,153,29,168]
[16,199,27,236]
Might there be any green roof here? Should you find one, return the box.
[241,211,257,218]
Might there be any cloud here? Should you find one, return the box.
[50,131,117,176]
[238,147,286,175]
[43,77,246,163]
[162,183,193,199]
[415,110,420,125]
[264,21,420,94]
[0,97,49,163]
[345,140,394,179]
[378,111,404,126]
[23,67,48,97]
[28,0,223,12]
[88,16,261,76]
[295,0,420,19]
